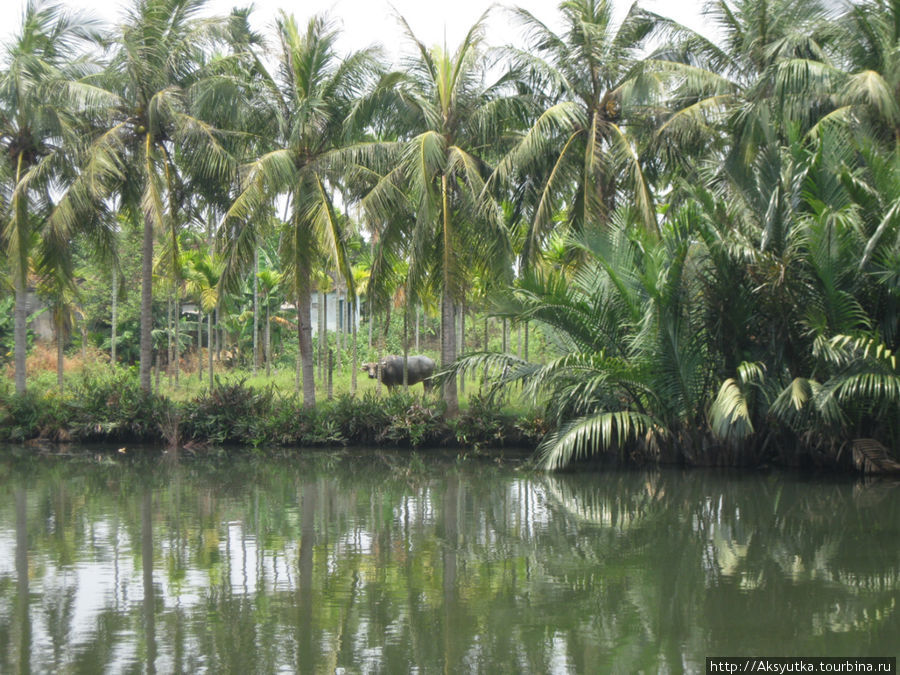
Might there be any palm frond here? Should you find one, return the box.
[539,410,661,470]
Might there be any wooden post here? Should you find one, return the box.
[327,349,333,400]
[524,322,529,361]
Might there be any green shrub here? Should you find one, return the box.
[66,367,166,442]
[251,394,313,447]
[451,393,510,449]
[0,384,66,442]
[328,391,391,444]
[376,392,447,448]
[180,378,277,445]
[0,369,538,452]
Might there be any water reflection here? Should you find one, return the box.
[0,454,897,673]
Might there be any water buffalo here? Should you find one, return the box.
[361,355,435,392]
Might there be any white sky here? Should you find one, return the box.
[4,0,713,60]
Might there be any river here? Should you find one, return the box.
[0,448,898,672]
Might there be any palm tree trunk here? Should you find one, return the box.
[214,307,220,361]
[295,325,301,394]
[318,290,324,382]
[14,274,27,395]
[336,292,343,372]
[139,210,154,393]
[208,311,213,390]
[415,305,420,352]
[111,265,118,366]
[403,296,409,392]
[298,291,316,408]
[483,314,489,387]
[459,298,466,396]
[57,316,64,392]
[351,298,358,395]
[265,300,271,378]
[441,174,458,417]
[441,292,458,415]
[252,249,259,376]
[323,291,328,381]
[174,289,180,387]
[166,292,172,385]
[12,153,28,395]
[198,313,203,382]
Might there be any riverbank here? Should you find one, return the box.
[0,368,546,452]
[3,368,898,475]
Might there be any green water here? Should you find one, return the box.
[0,449,897,673]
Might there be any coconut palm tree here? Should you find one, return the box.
[649,0,841,185]
[50,0,235,392]
[1,1,106,393]
[222,13,372,408]
[494,0,661,266]
[837,0,900,151]
[358,13,517,416]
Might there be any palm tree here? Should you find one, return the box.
[649,0,840,184]
[51,0,234,392]
[706,128,900,460]
[1,1,105,393]
[34,258,78,391]
[257,267,281,378]
[223,14,371,407]
[359,13,516,416]
[837,0,900,151]
[449,211,715,469]
[182,248,220,389]
[495,0,661,264]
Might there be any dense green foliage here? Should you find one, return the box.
[0,367,543,449]
[2,0,899,468]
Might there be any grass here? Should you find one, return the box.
[1,347,545,450]
[148,353,533,412]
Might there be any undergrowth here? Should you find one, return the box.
[0,368,543,453]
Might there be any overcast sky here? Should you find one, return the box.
[4,0,713,58]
